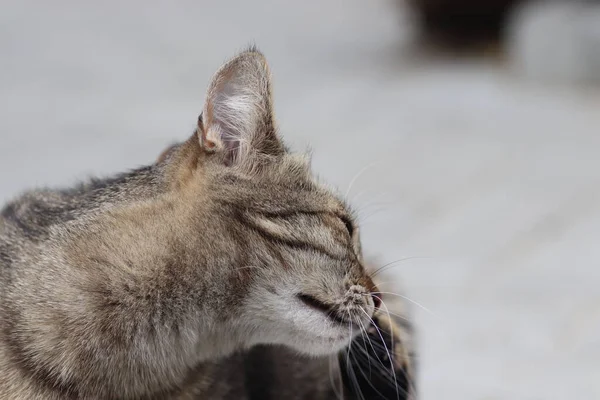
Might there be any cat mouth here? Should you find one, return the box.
[296,293,354,327]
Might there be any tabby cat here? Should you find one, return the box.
[0,48,416,399]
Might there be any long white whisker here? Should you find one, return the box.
[374,297,419,398]
[355,317,386,379]
[349,342,390,399]
[358,307,400,400]
[363,296,412,323]
[356,314,405,396]
[356,207,389,224]
[329,353,343,400]
[350,188,390,206]
[344,161,383,198]
[354,317,373,377]
[346,310,365,400]
[370,256,434,277]
[352,192,393,214]
[370,291,437,317]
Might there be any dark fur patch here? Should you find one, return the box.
[243,346,276,400]
[339,313,414,400]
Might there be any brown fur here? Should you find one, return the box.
[0,48,416,399]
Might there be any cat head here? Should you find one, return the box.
[163,49,379,356]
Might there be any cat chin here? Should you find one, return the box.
[298,337,354,356]
[276,329,359,357]
[246,327,357,357]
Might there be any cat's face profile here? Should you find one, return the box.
[0,48,413,400]
[164,49,379,356]
[209,164,378,356]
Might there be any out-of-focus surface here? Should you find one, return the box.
[1,0,599,399]
[507,1,600,85]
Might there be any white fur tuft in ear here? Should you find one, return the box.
[199,49,281,165]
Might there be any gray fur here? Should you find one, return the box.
[0,49,415,399]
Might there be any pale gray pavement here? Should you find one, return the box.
[1,1,599,399]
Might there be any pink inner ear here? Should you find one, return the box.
[201,78,252,165]
[199,96,243,164]
[199,51,282,164]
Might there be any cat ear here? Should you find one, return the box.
[198,48,283,166]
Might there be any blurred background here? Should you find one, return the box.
[1,0,599,398]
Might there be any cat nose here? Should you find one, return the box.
[347,285,379,310]
[355,274,380,311]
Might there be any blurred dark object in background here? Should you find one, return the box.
[406,0,600,86]
[408,0,520,49]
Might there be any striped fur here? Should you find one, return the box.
[0,49,416,399]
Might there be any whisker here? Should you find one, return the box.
[355,207,389,225]
[374,297,419,398]
[344,161,383,198]
[370,257,433,278]
[355,316,386,379]
[370,292,437,317]
[353,193,394,215]
[364,296,412,323]
[346,311,365,400]
[350,188,390,206]
[349,342,390,399]
[374,280,413,286]
[355,314,406,395]
[358,307,400,400]
[329,354,343,400]
[354,317,373,377]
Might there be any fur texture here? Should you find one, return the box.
[0,48,416,399]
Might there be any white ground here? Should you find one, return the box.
[1,1,599,399]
